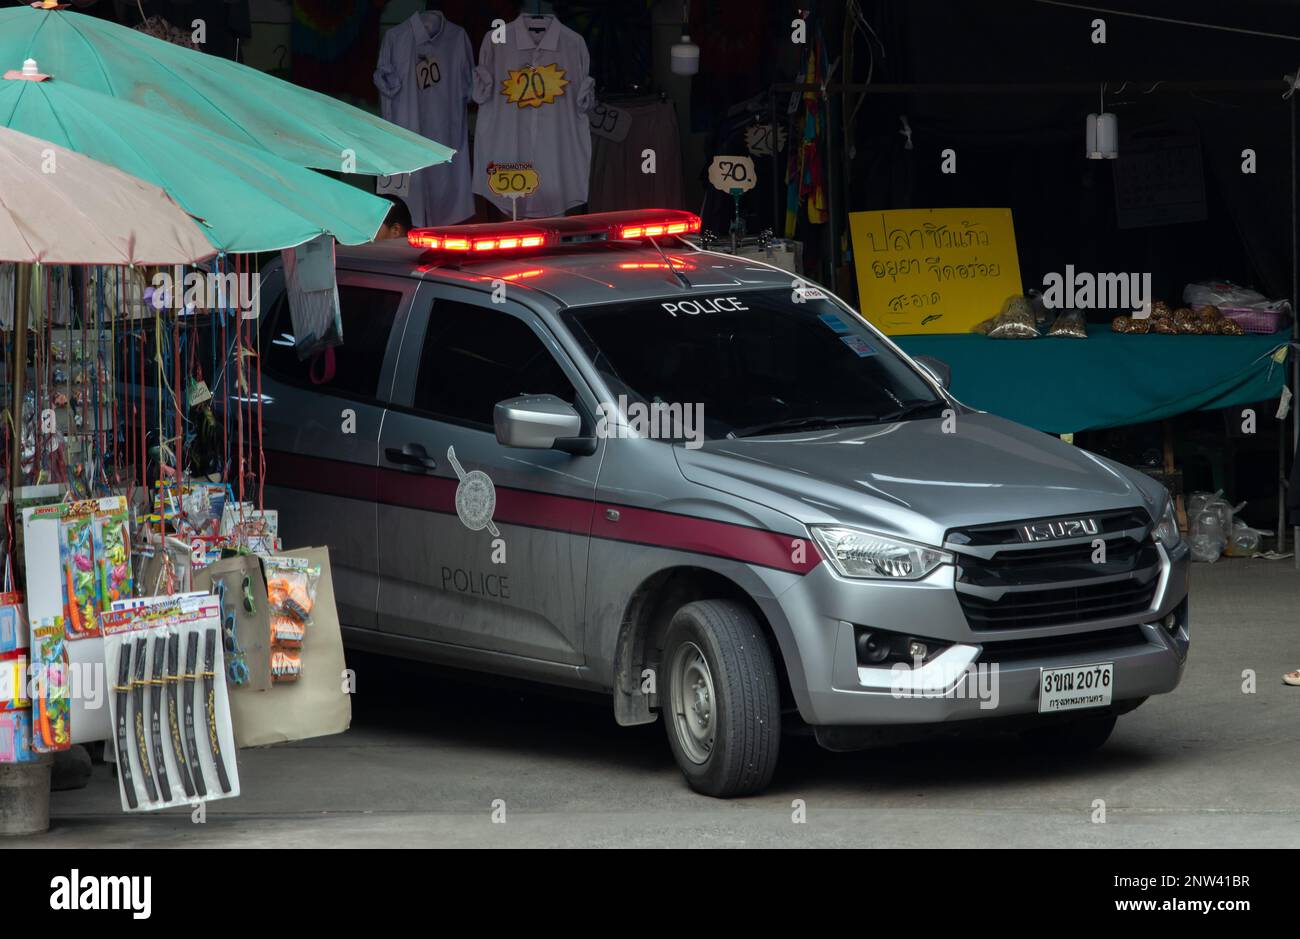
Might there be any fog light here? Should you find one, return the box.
[856,630,891,665]
[1162,612,1178,632]
[908,640,928,660]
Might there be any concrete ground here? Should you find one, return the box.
[11,557,1300,848]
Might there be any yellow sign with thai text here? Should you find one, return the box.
[848,208,1023,335]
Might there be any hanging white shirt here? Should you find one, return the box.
[472,14,596,219]
[374,12,474,226]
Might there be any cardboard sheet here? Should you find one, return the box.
[226,547,351,748]
[193,556,272,692]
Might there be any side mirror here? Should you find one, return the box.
[494,394,590,453]
[914,355,952,390]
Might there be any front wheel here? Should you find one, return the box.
[661,600,781,797]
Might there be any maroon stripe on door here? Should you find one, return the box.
[265,449,821,574]
[592,504,822,575]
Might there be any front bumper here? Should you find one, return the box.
[760,541,1190,728]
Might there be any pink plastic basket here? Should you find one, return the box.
[1220,305,1290,334]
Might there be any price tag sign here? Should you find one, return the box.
[487,162,541,198]
[589,102,632,142]
[708,155,757,193]
[376,172,410,199]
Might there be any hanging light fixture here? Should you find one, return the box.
[671,0,700,76]
[1086,83,1118,159]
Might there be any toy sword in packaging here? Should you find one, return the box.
[149,634,172,802]
[202,628,232,793]
[113,640,138,809]
[166,632,196,799]
[132,635,157,803]
[182,631,206,798]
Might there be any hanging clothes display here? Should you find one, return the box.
[472,14,596,219]
[587,96,685,213]
[374,11,474,227]
[785,26,828,238]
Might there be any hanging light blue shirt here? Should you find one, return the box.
[472,14,596,219]
[375,12,474,226]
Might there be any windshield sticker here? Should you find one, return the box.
[795,285,826,301]
[840,335,877,357]
[818,312,850,334]
[660,296,750,317]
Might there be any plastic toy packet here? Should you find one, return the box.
[264,557,321,625]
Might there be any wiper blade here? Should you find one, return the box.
[729,414,883,438]
[875,399,949,423]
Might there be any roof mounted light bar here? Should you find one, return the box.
[406,209,701,254]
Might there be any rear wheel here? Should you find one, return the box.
[661,600,780,797]
[1021,713,1117,754]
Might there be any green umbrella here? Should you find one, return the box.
[0,68,389,252]
[0,5,453,176]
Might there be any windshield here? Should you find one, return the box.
[561,289,944,441]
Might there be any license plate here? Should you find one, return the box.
[1038,662,1113,714]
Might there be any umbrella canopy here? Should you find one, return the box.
[0,5,453,176]
[0,68,390,252]
[0,124,214,265]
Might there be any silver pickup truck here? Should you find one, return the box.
[256,209,1189,797]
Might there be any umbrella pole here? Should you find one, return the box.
[10,264,30,493]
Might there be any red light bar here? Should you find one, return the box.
[407,210,702,255]
[617,216,701,240]
[408,230,547,252]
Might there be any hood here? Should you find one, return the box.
[673,412,1157,546]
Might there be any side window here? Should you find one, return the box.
[263,284,403,399]
[413,301,575,427]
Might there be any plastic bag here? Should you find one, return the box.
[1186,490,1222,517]
[1188,534,1225,563]
[265,557,320,625]
[264,556,321,683]
[987,296,1039,338]
[1183,280,1267,309]
[1228,520,1262,556]
[1047,309,1088,338]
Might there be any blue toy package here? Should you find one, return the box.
[0,593,26,654]
[0,710,36,763]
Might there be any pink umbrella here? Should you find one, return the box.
[0,122,215,265]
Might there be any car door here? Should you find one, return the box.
[375,288,601,665]
[260,269,424,629]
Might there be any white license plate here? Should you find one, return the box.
[1038,662,1113,714]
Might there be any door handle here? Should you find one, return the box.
[385,444,438,471]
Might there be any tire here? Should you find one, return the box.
[660,600,781,797]
[1021,713,1117,754]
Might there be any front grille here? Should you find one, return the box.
[948,508,1160,631]
[978,625,1151,664]
[947,508,1150,547]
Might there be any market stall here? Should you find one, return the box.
[0,3,454,826]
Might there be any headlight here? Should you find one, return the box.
[1152,496,1181,549]
[810,526,952,580]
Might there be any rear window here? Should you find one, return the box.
[263,285,402,399]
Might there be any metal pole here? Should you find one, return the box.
[11,265,29,494]
[770,89,781,237]
[823,81,837,293]
[1291,84,1298,566]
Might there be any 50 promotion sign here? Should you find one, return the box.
[487,162,541,198]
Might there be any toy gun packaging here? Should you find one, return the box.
[103,595,240,813]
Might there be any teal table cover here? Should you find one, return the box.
[894,326,1292,434]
